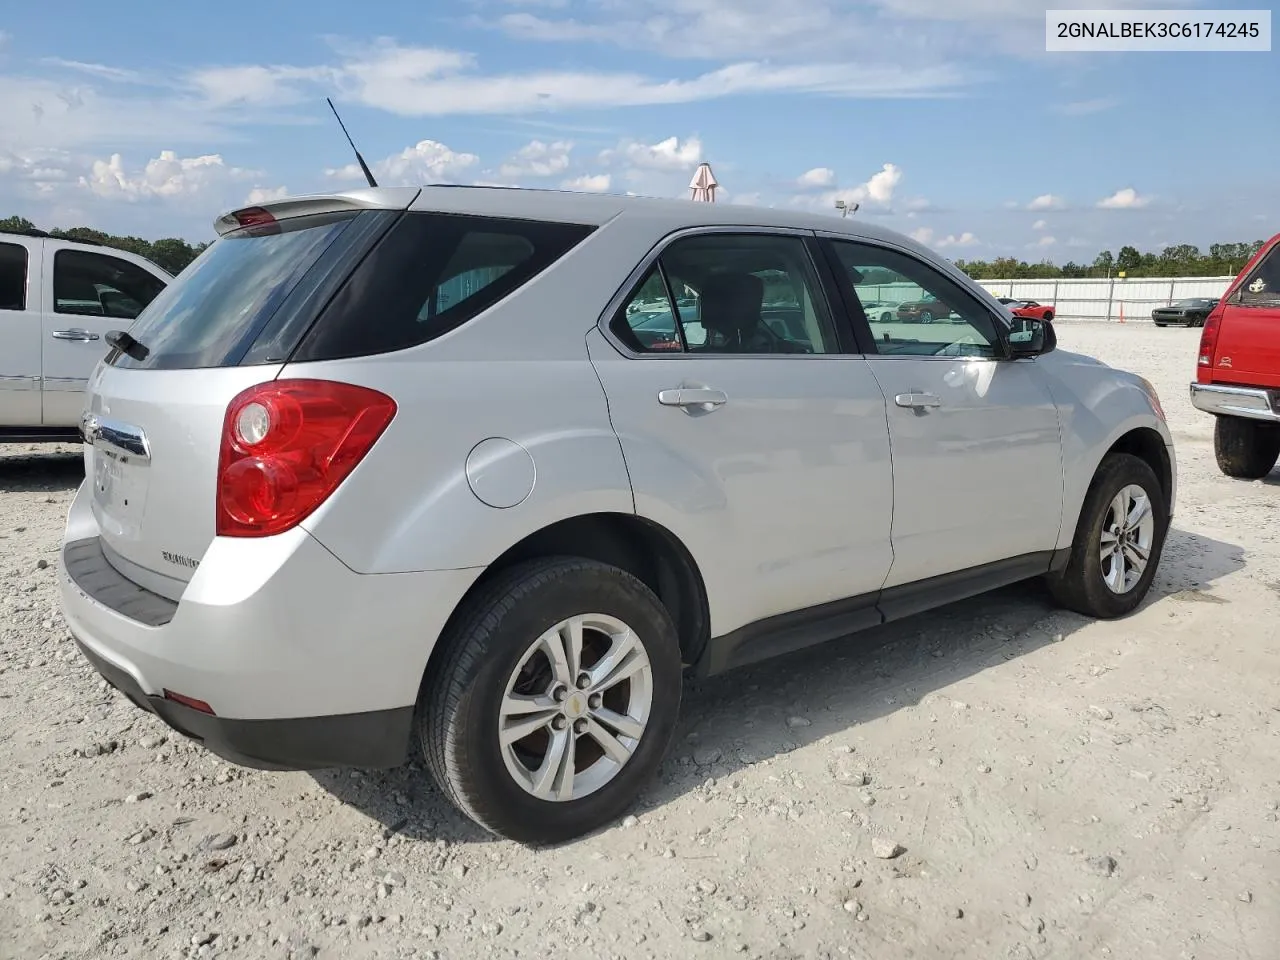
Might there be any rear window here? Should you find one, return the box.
[1237,243,1280,307]
[291,212,594,362]
[108,210,380,370]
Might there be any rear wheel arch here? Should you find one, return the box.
[421,513,710,697]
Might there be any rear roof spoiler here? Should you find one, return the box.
[213,187,421,236]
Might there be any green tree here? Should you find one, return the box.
[1116,246,1142,274]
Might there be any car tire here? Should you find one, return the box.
[1043,311,1054,322]
[1154,322,1167,328]
[881,311,893,323]
[419,557,683,845]
[920,311,934,323]
[1214,416,1280,480]
[1047,453,1168,619]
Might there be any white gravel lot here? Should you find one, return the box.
[2,323,1277,960]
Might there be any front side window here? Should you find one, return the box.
[827,240,1003,358]
[1237,243,1280,307]
[611,233,837,355]
[53,249,165,319]
[0,242,27,311]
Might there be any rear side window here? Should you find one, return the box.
[109,210,373,370]
[292,212,594,362]
[54,250,165,319]
[1238,243,1280,307]
[0,242,27,311]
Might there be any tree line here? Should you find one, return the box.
[0,215,209,276]
[955,241,1267,281]
[2,214,1270,283]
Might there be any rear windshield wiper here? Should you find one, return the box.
[106,329,150,362]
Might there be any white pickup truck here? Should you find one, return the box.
[1,230,171,442]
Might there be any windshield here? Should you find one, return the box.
[1173,298,1211,307]
[109,211,361,370]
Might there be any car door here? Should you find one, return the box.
[587,229,895,649]
[0,237,43,427]
[1213,237,1280,388]
[821,235,1064,591]
[41,244,167,426]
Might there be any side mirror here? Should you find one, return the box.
[1006,317,1055,358]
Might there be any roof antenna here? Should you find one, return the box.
[326,97,378,189]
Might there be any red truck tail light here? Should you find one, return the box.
[1196,304,1225,383]
[216,380,396,538]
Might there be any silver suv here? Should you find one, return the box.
[60,186,1175,843]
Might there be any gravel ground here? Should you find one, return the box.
[2,323,1277,960]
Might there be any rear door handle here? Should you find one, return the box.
[894,392,942,409]
[52,328,101,342]
[658,388,728,408]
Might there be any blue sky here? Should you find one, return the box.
[1,0,1276,261]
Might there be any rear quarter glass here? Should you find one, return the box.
[290,211,595,363]
[107,210,392,370]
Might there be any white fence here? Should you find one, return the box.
[975,275,1234,322]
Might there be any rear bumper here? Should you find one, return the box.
[75,638,414,770]
[59,480,481,770]
[1189,382,1280,422]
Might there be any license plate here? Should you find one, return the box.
[92,447,149,538]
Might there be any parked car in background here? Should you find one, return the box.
[62,186,1174,844]
[862,299,896,323]
[998,298,1056,323]
[0,230,170,441]
[1190,233,1280,479]
[1152,297,1218,328]
[896,293,955,323]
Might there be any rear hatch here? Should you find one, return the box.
[82,193,411,600]
[1211,237,1280,388]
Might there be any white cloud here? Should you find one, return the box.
[826,162,902,209]
[187,64,339,107]
[81,150,255,201]
[602,136,703,170]
[729,191,764,207]
[937,231,980,249]
[1056,97,1119,116]
[1034,235,1057,247]
[245,186,289,205]
[797,167,836,188]
[40,59,144,83]
[1027,194,1066,211]
[500,139,573,178]
[562,173,612,192]
[1097,187,1150,209]
[328,139,479,185]
[1032,218,1048,230]
[910,227,934,244]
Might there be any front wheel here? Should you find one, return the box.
[420,558,682,844]
[1047,453,1168,619]
[920,310,934,323]
[1214,416,1280,479]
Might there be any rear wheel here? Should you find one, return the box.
[1042,311,1054,322]
[420,558,682,844]
[920,310,934,323]
[1214,416,1280,479]
[1047,453,1168,619]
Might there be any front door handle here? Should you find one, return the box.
[658,387,728,408]
[894,392,942,409]
[52,328,101,342]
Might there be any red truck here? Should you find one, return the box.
[1190,233,1280,479]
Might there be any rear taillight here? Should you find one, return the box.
[1196,305,1225,383]
[216,380,397,538]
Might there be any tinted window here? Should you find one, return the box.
[827,240,1002,358]
[109,211,368,370]
[0,242,27,311]
[53,250,165,319]
[1238,244,1280,307]
[612,233,836,356]
[294,212,594,362]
